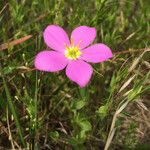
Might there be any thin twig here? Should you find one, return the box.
[0,35,32,51]
[104,100,129,150]
[6,108,15,149]
[0,3,8,15]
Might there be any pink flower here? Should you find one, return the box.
[34,25,113,87]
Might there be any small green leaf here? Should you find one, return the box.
[79,120,92,132]
[68,137,85,146]
[96,104,109,118]
[49,131,59,141]
[2,66,16,75]
[71,99,86,110]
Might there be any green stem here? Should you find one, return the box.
[78,87,87,100]
[34,71,38,149]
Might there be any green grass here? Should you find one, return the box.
[0,0,150,149]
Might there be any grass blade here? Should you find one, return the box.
[0,63,26,147]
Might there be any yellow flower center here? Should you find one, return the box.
[65,38,82,60]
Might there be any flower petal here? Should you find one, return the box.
[66,60,93,87]
[71,26,96,50]
[34,50,68,72]
[43,25,70,52]
[81,44,113,63]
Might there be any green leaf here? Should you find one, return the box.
[96,104,109,119]
[79,120,92,138]
[79,120,92,132]
[68,137,85,146]
[49,131,59,141]
[2,66,16,75]
[71,99,86,110]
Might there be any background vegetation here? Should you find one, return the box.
[0,0,150,149]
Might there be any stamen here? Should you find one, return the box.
[70,38,74,47]
[64,43,69,49]
[76,40,82,48]
[64,38,82,60]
